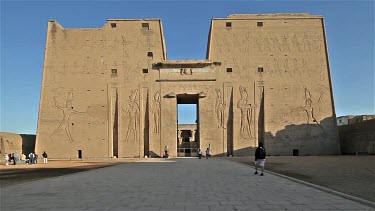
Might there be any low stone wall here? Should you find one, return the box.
[338,119,375,154]
[0,132,36,156]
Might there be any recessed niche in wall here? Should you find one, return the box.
[111,23,116,28]
[142,23,149,30]
[226,22,232,28]
[147,52,153,58]
[257,22,263,27]
[143,69,149,74]
[258,67,264,73]
[226,68,233,73]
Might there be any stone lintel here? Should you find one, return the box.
[153,60,221,68]
[156,79,216,82]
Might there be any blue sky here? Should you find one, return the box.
[1,0,374,134]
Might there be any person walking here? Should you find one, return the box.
[198,148,202,159]
[254,142,266,176]
[5,154,9,165]
[205,148,210,159]
[164,146,169,158]
[42,151,48,164]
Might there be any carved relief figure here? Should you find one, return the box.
[123,89,140,141]
[303,34,311,52]
[292,33,301,52]
[152,92,161,133]
[273,58,281,75]
[255,37,263,52]
[237,86,254,139]
[121,36,132,58]
[292,58,300,77]
[303,87,325,135]
[50,89,85,143]
[314,35,323,53]
[302,58,311,77]
[215,89,226,128]
[263,37,272,52]
[284,58,290,76]
[282,34,290,52]
[271,36,282,52]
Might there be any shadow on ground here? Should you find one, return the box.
[0,163,117,188]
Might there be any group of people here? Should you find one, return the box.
[4,151,48,165]
[197,148,210,159]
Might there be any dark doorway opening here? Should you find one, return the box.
[78,150,82,159]
[177,94,199,157]
[293,149,299,156]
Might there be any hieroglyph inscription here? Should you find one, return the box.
[152,92,161,133]
[50,89,85,143]
[237,86,255,139]
[122,89,140,141]
[215,89,226,128]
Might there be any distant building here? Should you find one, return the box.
[337,115,375,126]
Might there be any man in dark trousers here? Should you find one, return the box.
[42,151,48,164]
[254,142,266,176]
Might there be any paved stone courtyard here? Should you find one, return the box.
[1,158,373,210]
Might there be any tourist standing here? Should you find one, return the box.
[14,151,19,165]
[21,153,26,165]
[42,151,48,164]
[29,152,34,164]
[254,142,266,176]
[205,148,210,159]
[34,153,38,164]
[5,154,9,165]
[198,148,202,159]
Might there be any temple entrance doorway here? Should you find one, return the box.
[177,94,199,157]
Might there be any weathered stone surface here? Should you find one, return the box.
[36,14,340,159]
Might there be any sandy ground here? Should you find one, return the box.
[225,156,375,202]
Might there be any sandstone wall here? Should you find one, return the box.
[339,119,375,154]
[36,14,340,158]
[208,14,339,155]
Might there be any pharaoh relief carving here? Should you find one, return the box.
[48,65,55,80]
[152,92,161,133]
[282,34,291,52]
[303,87,326,135]
[255,37,263,52]
[301,58,311,77]
[111,36,120,50]
[263,36,272,52]
[122,89,140,141]
[314,35,323,53]
[271,36,282,52]
[50,89,85,143]
[237,86,255,139]
[303,34,312,52]
[292,33,301,52]
[215,89,226,128]
[121,35,132,58]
